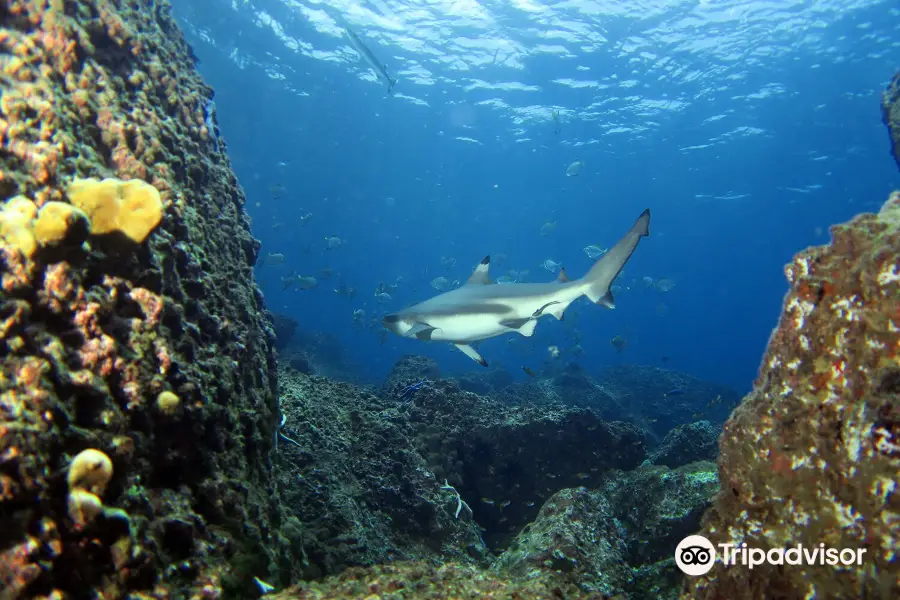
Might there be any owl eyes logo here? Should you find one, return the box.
[675,535,717,576]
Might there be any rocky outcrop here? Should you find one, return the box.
[496,462,718,598]
[383,354,441,392]
[0,1,292,597]
[682,192,900,600]
[650,420,719,468]
[275,370,486,578]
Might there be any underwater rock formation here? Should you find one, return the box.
[265,561,584,599]
[883,71,900,171]
[400,377,647,549]
[384,354,442,391]
[590,365,738,441]
[1,1,293,597]
[496,461,718,598]
[682,192,900,600]
[276,370,486,578]
[270,311,298,350]
[649,420,719,468]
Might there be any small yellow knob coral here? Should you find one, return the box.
[156,390,181,415]
[67,177,163,244]
[67,448,113,496]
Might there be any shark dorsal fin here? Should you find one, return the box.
[557,268,569,283]
[466,256,493,285]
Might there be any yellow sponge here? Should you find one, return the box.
[33,201,91,247]
[0,196,38,257]
[67,177,163,244]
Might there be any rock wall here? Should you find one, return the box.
[682,192,900,599]
[883,70,900,171]
[1,1,294,597]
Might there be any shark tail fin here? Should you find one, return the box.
[582,209,650,304]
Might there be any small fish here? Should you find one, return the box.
[540,221,557,237]
[352,308,366,322]
[440,256,457,269]
[656,278,676,293]
[375,292,392,303]
[610,335,628,353]
[266,252,285,265]
[547,345,560,359]
[481,498,495,505]
[583,245,607,259]
[297,276,317,290]
[324,235,344,249]
[299,212,313,225]
[522,366,537,377]
[541,259,562,274]
[496,275,515,284]
[565,160,584,177]
[269,184,285,199]
[431,276,451,292]
[551,109,562,134]
[664,388,685,399]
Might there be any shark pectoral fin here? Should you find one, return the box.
[501,318,539,337]
[407,322,438,339]
[597,290,616,309]
[466,256,493,285]
[454,343,488,366]
[548,302,570,320]
[414,326,439,340]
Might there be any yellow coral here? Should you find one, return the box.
[0,195,38,257]
[33,201,91,247]
[156,390,181,415]
[67,177,163,244]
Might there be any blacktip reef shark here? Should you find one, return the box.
[382,209,651,366]
[344,27,397,93]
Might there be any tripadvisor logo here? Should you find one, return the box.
[675,535,868,576]
[675,535,716,576]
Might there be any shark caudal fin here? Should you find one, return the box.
[582,209,650,306]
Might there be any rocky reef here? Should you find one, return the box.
[275,363,716,598]
[1,1,294,597]
[883,70,900,171]
[682,192,900,600]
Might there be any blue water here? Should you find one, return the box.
[173,0,900,393]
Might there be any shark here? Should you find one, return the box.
[344,27,397,93]
[382,208,651,366]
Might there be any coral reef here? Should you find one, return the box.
[883,70,900,171]
[649,420,719,468]
[1,1,294,597]
[682,192,900,600]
